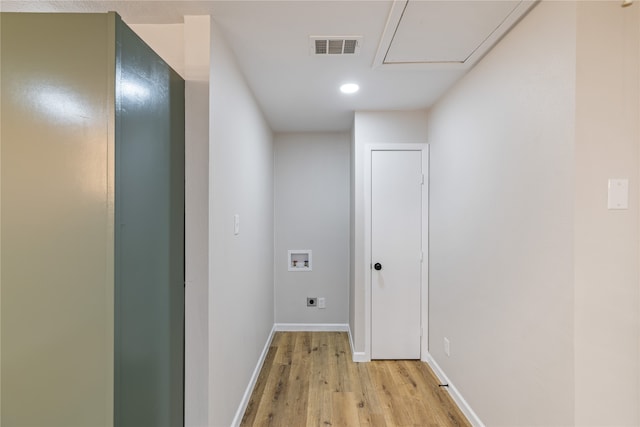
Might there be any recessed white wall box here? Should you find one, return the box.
[608,179,629,210]
[288,250,312,271]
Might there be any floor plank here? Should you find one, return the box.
[332,392,361,427]
[241,332,471,427]
[241,345,278,426]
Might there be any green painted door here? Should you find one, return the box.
[114,15,185,427]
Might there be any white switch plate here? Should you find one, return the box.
[608,179,629,210]
[318,297,326,309]
[234,214,240,235]
[444,337,450,357]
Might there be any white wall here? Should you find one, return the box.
[183,16,211,427]
[130,17,211,427]
[274,132,350,325]
[428,2,576,425]
[574,2,639,424]
[428,1,640,425]
[429,2,575,426]
[350,111,428,354]
[209,20,274,427]
[128,23,185,78]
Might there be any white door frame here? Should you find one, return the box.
[364,143,429,361]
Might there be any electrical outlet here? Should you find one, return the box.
[318,297,326,309]
[307,297,317,307]
[444,337,450,357]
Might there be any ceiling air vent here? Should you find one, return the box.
[310,36,362,56]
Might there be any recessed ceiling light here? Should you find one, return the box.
[340,83,359,94]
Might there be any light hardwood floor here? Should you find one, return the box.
[241,332,471,427]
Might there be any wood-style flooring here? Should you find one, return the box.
[240,331,471,427]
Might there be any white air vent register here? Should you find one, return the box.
[310,36,362,56]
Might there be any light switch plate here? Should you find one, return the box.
[234,214,240,235]
[608,179,629,210]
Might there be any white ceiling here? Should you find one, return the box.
[0,0,536,132]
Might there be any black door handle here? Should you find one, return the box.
[374,263,382,271]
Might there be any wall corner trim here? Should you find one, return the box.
[424,353,485,427]
[230,324,277,427]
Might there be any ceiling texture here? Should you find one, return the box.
[0,0,537,132]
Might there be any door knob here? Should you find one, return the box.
[374,263,382,271]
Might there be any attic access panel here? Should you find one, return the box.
[374,0,537,69]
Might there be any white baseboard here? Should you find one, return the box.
[274,323,349,332]
[351,351,368,362]
[230,324,276,427]
[424,353,485,427]
[347,324,369,362]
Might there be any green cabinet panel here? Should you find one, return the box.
[0,12,185,427]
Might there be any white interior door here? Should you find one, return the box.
[371,149,423,360]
